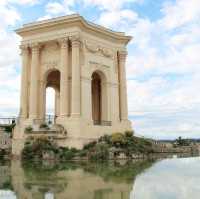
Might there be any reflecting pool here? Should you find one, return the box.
[0,157,200,199]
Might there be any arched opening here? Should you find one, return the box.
[46,87,55,115]
[45,70,60,124]
[92,72,101,123]
[92,71,109,125]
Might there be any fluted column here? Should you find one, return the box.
[118,51,128,121]
[29,43,40,120]
[71,35,81,118]
[19,45,29,119]
[59,38,69,117]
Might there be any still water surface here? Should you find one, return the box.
[0,157,200,199]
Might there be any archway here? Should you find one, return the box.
[45,70,60,124]
[92,71,108,125]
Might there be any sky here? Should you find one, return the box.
[0,0,200,139]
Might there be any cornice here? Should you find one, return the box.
[15,14,132,45]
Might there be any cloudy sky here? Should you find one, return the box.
[0,0,200,139]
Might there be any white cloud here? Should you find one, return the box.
[160,0,200,30]
[0,2,21,117]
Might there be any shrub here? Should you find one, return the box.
[78,150,87,157]
[83,141,97,150]
[39,123,49,129]
[125,130,134,137]
[25,126,33,133]
[22,137,57,160]
[5,124,15,133]
[89,143,109,161]
[111,132,125,147]
[98,135,111,145]
[60,150,75,160]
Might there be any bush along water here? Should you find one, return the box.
[22,131,155,161]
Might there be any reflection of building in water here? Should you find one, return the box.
[0,164,16,199]
[0,128,11,150]
[10,160,132,199]
[0,164,11,189]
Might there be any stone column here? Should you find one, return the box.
[118,51,128,121]
[29,43,40,120]
[55,89,60,117]
[59,38,69,117]
[19,45,29,119]
[70,35,81,118]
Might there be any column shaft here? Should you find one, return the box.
[71,36,81,118]
[20,45,29,119]
[29,44,40,119]
[118,51,128,121]
[59,38,69,117]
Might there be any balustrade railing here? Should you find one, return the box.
[45,115,56,125]
[0,117,17,125]
[93,120,112,126]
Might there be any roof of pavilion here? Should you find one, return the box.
[16,14,132,44]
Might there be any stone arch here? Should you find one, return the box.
[44,69,61,123]
[91,70,109,124]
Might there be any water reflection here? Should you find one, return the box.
[0,159,153,199]
[132,157,200,199]
[2,157,199,199]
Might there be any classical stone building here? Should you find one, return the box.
[12,14,132,155]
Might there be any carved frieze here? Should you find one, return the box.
[89,61,110,69]
[85,41,113,59]
[85,42,99,53]
[43,60,60,69]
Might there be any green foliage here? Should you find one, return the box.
[22,138,78,161]
[111,133,125,147]
[175,136,191,147]
[25,126,33,133]
[22,138,57,160]
[4,124,15,133]
[78,150,87,157]
[83,141,97,150]
[59,149,75,160]
[39,123,49,130]
[21,130,155,161]
[0,149,6,160]
[2,181,13,190]
[98,135,112,145]
[89,143,109,161]
[125,130,134,137]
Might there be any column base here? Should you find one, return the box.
[71,113,81,119]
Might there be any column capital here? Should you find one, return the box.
[20,44,29,55]
[70,34,81,47]
[58,37,69,49]
[118,50,127,61]
[30,42,41,53]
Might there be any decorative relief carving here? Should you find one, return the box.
[42,60,60,70]
[89,61,110,69]
[85,42,99,53]
[85,41,114,59]
[101,48,113,58]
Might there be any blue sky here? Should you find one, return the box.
[0,0,200,139]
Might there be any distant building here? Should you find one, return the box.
[0,127,11,150]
